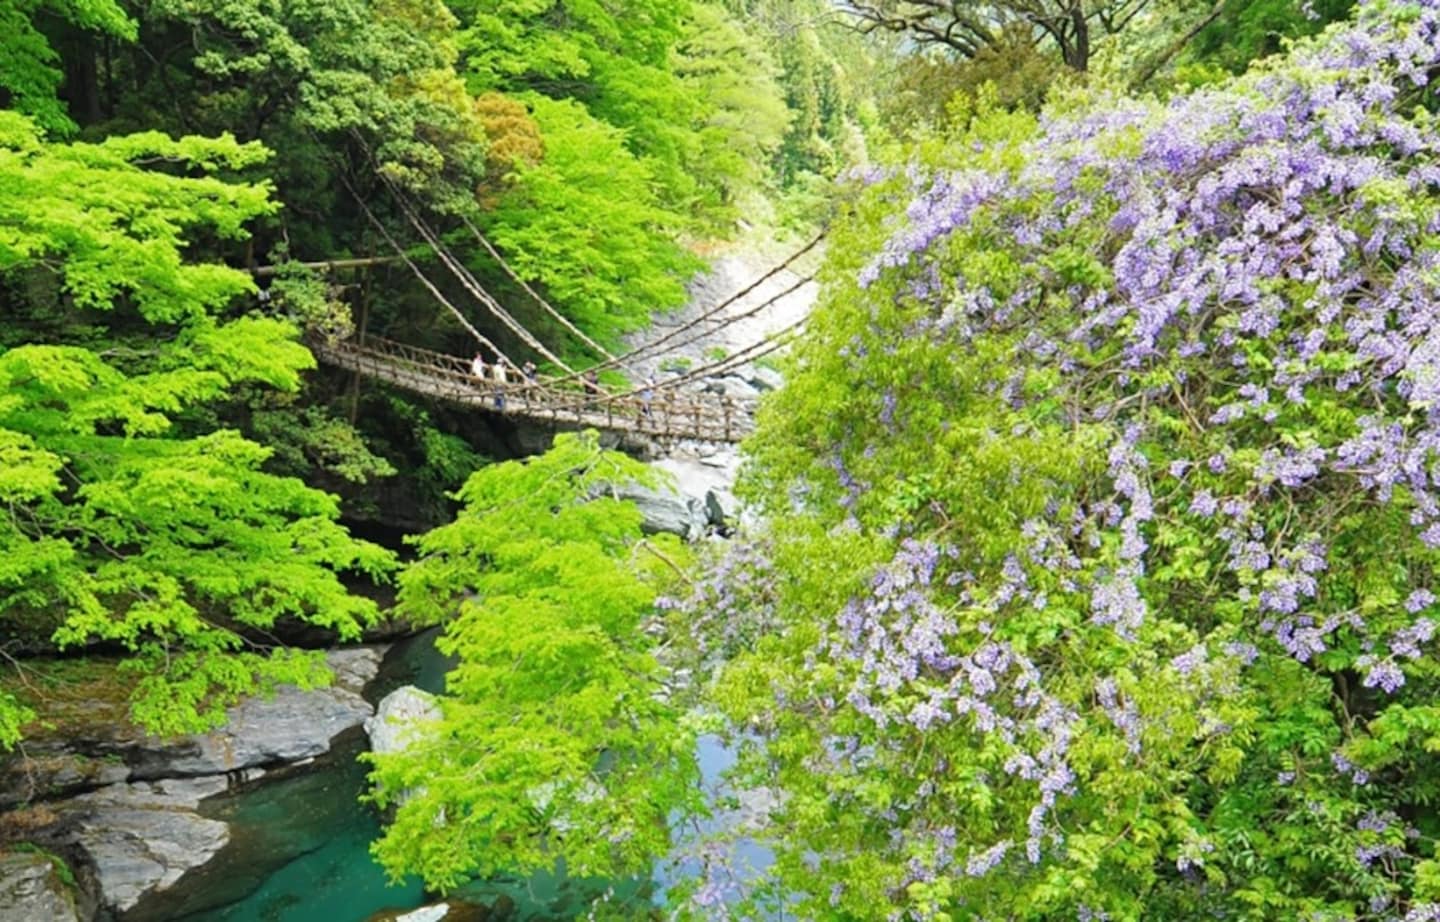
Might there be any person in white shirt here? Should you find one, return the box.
[492,361,508,409]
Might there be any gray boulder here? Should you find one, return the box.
[704,491,729,529]
[0,747,131,807]
[705,376,761,400]
[611,482,709,541]
[651,456,739,529]
[0,648,391,918]
[63,777,229,915]
[0,850,80,922]
[151,648,382,776]
[1,648,385,803]
[364,686,441,758]
[365,686,442,808]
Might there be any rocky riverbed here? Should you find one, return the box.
[0,648,386,919]
[615,241,817,539]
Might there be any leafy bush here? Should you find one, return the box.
[368,432,697,891]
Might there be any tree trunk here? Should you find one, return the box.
[1069,1,1090,71]
[64,36,102,125]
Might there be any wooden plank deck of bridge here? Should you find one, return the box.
[311,336,756,444]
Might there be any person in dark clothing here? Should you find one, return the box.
[640,374,656,418]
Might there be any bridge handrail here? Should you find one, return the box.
[309,334,756,442]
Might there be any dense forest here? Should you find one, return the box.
[16,0,1440,919]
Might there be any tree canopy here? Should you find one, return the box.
[367,432,697,893]
[24,0,1440,917]
[0,110,393,744]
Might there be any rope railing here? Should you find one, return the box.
[326,156,811,429]
[312,335,757,443]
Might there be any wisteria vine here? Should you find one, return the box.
[706,1,1440,919]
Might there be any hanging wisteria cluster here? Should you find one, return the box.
[818,540,1080,868]
[714,0,1440,919]
[854,0,1440,704]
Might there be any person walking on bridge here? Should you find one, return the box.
[470,352,487,382]
[492,360,508,410]
[640,373,656,420]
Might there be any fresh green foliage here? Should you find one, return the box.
[1185,0,1356,74]
[368,432,699,892]
[673,4,791,224]
[0,112,394,744]
[441,0,801,347]
[248,401,398,485]
[452,0,698,206]
[481,96,703,341]
[141,0,487,203]
[724,0,874,190]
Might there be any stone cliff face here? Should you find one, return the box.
[0,647,387,919]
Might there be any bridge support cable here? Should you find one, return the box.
[340,173,520,369]
[457,215,623,364]
[544,230,825,386]
[339,132,818,394]
[560,269,814,384]
[637,271,814,359]
[644,316,804,389]
[344,132,577,373]
[547,316,805,416]
[381,180,576,374]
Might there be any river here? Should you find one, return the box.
[129,631,655,922]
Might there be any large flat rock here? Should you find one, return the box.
[1,648,385,804]
[610,481,710,541]
[63,777,230,915]
[0,850,80,922]
[150,647,382,776]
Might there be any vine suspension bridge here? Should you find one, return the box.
[292,180,822,444]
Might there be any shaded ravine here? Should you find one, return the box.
[128,632,657,922]
[122,631,447,922]
[128,239,817,922]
